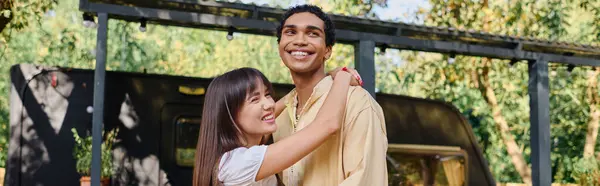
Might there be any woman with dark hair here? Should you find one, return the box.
[193,67,360,186]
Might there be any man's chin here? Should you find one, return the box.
[288,67,316,74]
[285,62,316,72]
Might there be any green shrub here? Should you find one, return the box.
[71,127,118,178]
[571,156,600,186]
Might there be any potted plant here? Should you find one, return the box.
[72,127,119,186]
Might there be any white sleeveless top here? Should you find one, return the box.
[218,145,278,186]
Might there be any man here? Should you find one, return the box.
[272,4,389,186]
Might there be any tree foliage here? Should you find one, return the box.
[378,0,600,183]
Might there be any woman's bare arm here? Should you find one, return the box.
[256,71,353,180]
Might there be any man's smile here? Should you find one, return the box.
[286,49,315,60]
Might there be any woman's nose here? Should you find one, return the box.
[263,99,275,110]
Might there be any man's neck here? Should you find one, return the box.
[291,69,327,113]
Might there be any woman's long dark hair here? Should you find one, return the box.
[193,67,274,186]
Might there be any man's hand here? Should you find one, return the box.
[328,67,363,86]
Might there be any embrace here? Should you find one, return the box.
[193,4,388,186]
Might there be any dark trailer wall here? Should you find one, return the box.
[6,63,494,185]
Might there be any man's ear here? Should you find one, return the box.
[324,46,333,61]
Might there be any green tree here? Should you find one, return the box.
[388,0,600,183]
[0,0,58,167]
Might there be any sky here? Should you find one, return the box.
[237,0,431,24]
[373,0,430,23]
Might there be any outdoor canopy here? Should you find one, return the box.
[77,0,600,186]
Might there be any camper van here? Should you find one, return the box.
[5,64,495,185]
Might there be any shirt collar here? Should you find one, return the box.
[285,76,333,110]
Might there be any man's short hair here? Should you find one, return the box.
[276,4,336,47]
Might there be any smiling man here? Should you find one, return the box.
[272,4,389,186]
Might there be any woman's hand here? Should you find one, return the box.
[327,67,363,86]
[275,67,359,118]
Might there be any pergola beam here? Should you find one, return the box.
[80,2,600,66]
[337,30,600,66]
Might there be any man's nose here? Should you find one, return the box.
[291,34,308,46]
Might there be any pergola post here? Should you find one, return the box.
[528,59,551,186]
[355,40,376,97]
[91,12,108,186]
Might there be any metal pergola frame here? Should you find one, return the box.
[78,1,600,186]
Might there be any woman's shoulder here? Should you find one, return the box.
[220,145,268,165]
[218,145,269,185]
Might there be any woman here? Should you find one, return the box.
[193,67,361,186]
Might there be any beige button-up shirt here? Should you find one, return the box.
[273,76,388,186]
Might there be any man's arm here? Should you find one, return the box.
[339,100,388,186]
